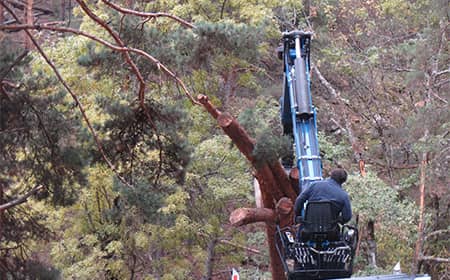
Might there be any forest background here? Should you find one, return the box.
[0,0,448,279]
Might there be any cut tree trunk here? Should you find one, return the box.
[198,95,296,201]
[198,94,297,280]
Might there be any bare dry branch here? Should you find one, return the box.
[0,185,43,211]
[434,68,450,78]
[197,232,261,254]
[218,238,261,255]
[424,229,450,242]
[419,256,450,263]
[312,64,338,98]
[101,0,195,29]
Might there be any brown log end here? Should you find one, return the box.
[276,197,293,215]
[230,208,250,226]
[289,167,299,180]
[218,113,234,127]
[197,94,208,104]
[230,207,276,227]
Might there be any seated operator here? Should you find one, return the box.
[294,168,352,224]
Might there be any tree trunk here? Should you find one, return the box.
[25,0,34,49]
[61,0,66,20]
[198,94,296,280]
[203,238,217,280]
[0,4,4,24]
[303,0,310,17]
[198,95,296,201]
[413,148,428,273]
[367,220,377,267]
[0,180,5,280]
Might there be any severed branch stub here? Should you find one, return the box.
[230,207,276,227]
[230,197,293,227]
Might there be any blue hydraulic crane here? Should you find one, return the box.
[276,30,357,280]
[274,30,431,280]
[279,30,322,192]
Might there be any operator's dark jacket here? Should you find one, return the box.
[294,178,352,223]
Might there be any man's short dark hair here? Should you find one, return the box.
[330,168,347,184]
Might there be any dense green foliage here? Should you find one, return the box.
[0,0,448,279]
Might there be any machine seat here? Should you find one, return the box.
[298,201,340,243]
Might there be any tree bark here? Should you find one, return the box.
[288,167,300,193]
[253,178,262,208]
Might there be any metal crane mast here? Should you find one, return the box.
[280,30,322,191]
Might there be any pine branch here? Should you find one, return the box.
[75,0,147,107]
[0,23,199,105]
[0,50,28,81]
[0,1,133,188]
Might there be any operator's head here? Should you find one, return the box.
[330,168,347,184]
